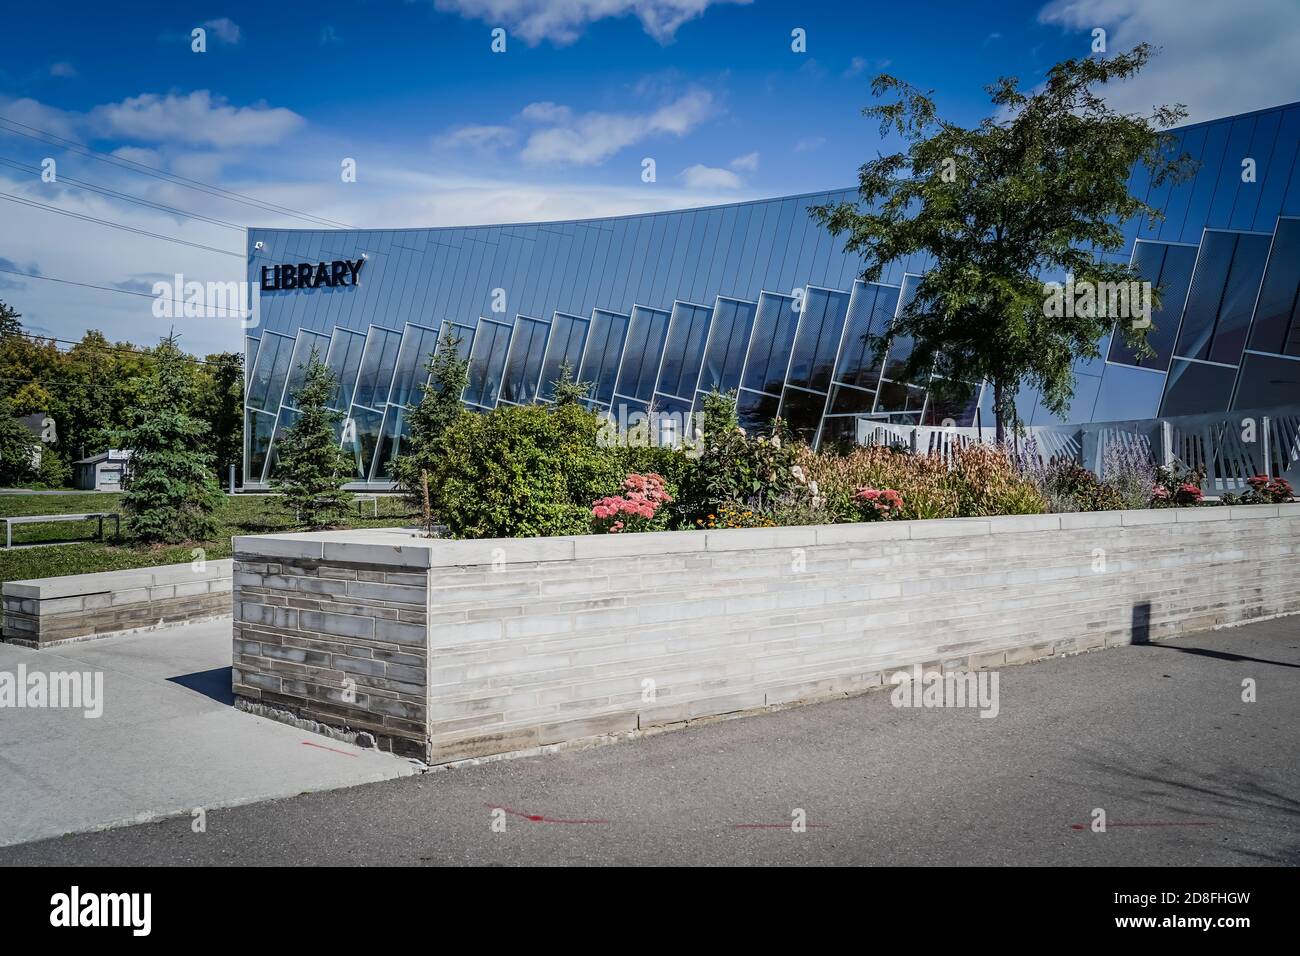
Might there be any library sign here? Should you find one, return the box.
[260,257,365,292]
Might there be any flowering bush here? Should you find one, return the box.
[853,487,904,520]
[1150,463,1204,507]
[1101,437,1157,509]
[1038,457,1124,512]
[591,473,674,533]
[1224,474,1296,505]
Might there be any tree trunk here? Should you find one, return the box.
[993,379,1006,445]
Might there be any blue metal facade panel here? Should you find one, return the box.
[246,102,1300,484]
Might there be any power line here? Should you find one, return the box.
[0,155,245,232]
[0,113,352,229]
[0,189,245,258]
[0,266,255,318]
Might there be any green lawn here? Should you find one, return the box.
[0,492,417,583]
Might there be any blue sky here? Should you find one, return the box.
[1,0,1298,354]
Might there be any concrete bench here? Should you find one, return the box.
[2,512,121,549]
[2,559,233,648]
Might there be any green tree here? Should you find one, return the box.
[393,327,470,527]
[117,335,224,543]
[550,360,593,408]
[0,397,39,486]
[196,350,244,484]
[813,45,1194,440]
[272,351,353,528]
[0,300,21,339]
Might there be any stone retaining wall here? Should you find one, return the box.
[231,505,1300,764]
[2,560,233,648]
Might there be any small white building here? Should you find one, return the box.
[73,449,132,491]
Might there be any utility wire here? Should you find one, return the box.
[0,113,352,229]
[0,266,254,318]
[0,155,245,232]
[0,190,245,258]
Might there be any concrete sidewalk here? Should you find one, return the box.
[3,616,1296,865]
[0,620,418,847]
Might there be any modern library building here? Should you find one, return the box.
[244,101,1300,487]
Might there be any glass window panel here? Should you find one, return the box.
[1091,364,1166,422]
[614,305,670,402]
[1174,232,1269,363]
[777,386,826,443]
[827,383,876,415]
[923,381,982,427]
[578,309,630,406]
[1209,233,1271,364]
[1159,359,1237,416]
[244,336,260,392]
[244,409,276,484]
[876,380,927,414]
[499,316,550,404]
[1108,242,1196,370]
[741,292,798,395]
[264,408,300,483]
[697,297,756,394]
[371,404,411,481]
[387,324,441,408]
[281,331,331,409]
[246,331,294,411]
[324,328,367,410]
[438,321,477,362]
[464,319,512,408]
[834,282,898,390]
[1247,219,1300,355]
[818,415,865,449]
[656,302,713,399]
[1030,373,1101,425]
[882,275,922,382]
[787,287,851,392]
[351,326,403,410]
[1231,352,1300,409]
[537,312,590,401]
[736,388,780,434]
[342,405,384,480]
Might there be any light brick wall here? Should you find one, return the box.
[232,506,1300,763]
[3,560,233,648]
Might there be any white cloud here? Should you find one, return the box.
[432,0,752,46]
[434,123,517,151]
[49,62,77,78]
[729,151,758,171]
[793,136,825,153]
[202,17,242,45]
[320,25,342,46]
[519,101,572,123]
[520,89,715,165]
[1038,0,1300,123]
[843,56,867,78]
[88,91,305,148]
[680,164,741,188]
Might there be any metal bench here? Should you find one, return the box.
[2,512,121,549]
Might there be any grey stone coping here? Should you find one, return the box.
[231,503,1297,569]
[4,559,234,600]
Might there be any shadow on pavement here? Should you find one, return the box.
[167,666,234,705]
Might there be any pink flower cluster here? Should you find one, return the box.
[591,473,673,533]
[853,486,903,518]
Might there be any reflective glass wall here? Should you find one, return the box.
[246,101,1300,485]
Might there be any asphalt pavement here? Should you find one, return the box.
[3,617,1296,866]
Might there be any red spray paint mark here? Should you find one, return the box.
[301,740,359,758]
[486,803,609,825]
